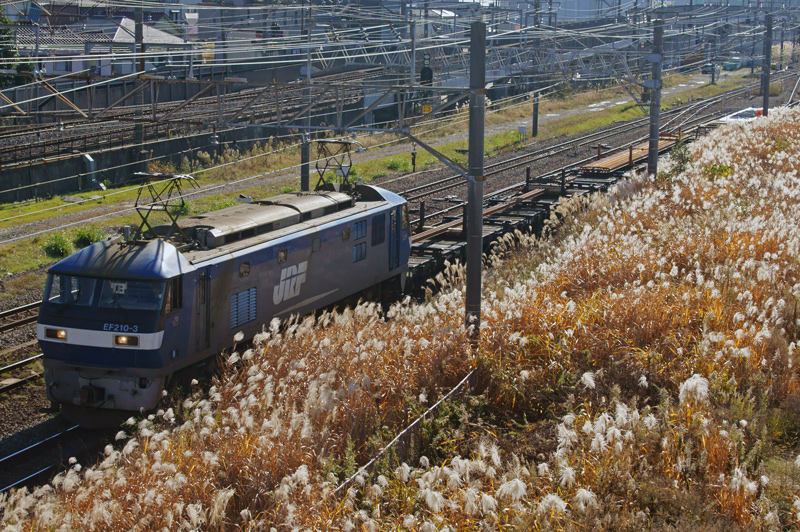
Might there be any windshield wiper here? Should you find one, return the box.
[111,292,131,320]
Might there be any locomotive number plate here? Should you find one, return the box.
[103,323,139,333]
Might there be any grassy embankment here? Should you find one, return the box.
[2,96,799,532]
[0,70,750,300]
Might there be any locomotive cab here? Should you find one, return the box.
[37,238,194,425]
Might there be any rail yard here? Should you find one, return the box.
[2,0,800,528]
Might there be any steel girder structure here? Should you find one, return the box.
[4,8,799,130]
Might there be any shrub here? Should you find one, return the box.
[660,142,691,182]
[754,82,783,97]
[73,226,106,249]
[386,158,411,172]
[703,163,733,181]
[196,150,213,166]
[43,232,73,258]
[148,160,177,174]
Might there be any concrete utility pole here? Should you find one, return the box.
[465,21,486,335]
[647,19,663,178]
[762,14,773,116]
[410,20,416,86]
[711,36,716,84]
[301,7,312,191]
[780,18,785,70]
[751,8,758,75]
[532,91,539,137]
[135,7,145,172]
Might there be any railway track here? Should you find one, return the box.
[399,67,800,228]
[0,301,41,333]
[0,351,44,395]
[0,68,385,167]
[0,302,44,394]
[400,110,692,224]
[0,425,79,493]
[0,423,114,494]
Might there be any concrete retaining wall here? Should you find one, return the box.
[0,106,364,204]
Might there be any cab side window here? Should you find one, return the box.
[353,220,367,240]
[164,277,182,314]
[353,242,366,262]
[372,214,385,246]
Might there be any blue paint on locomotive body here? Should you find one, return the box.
[37,185,410,422]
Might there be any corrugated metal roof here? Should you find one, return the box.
[114,17,185,45]
[15,26,111,47]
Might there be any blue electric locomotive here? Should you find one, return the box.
[37,184,410,426]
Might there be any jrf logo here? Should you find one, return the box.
[273,261,308,305]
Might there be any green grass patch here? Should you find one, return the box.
[210,198,239,211]
[73,226,107,248]
[386,157,412,172]
[0,193,116,231]
[43,232,73,259]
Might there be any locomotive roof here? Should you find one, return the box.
[49,186,404,279]
[48,238,194,280]
[178,189,354,247]
[180,185,402,263]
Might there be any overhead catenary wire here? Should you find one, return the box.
[0,5,795,200]
[0,74,572,201]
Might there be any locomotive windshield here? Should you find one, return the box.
[44,274,166,312]
[99,280,166,311]
[45,274,96,307]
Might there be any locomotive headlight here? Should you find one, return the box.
[114,335,139,347]
[45,328,67,340]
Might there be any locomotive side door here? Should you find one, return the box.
[389,208,399,270]
[195,269,211,351]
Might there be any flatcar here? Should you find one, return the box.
[37,183,410,426]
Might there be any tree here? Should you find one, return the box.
[0,15,32,88]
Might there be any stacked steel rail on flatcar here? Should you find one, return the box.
[578,134,680,176]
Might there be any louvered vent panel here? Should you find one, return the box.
[231,287,257,328]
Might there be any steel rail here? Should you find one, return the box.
[0,300,41,320]
[409,119,703,229]
[2,68,796,158]
[0,425,81,493]
[0,372,43,394]
[0,301,41,334]
[405,71,799,221]
[0,353,43,374]
[399,90,730,203]
[0,67,382,138]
